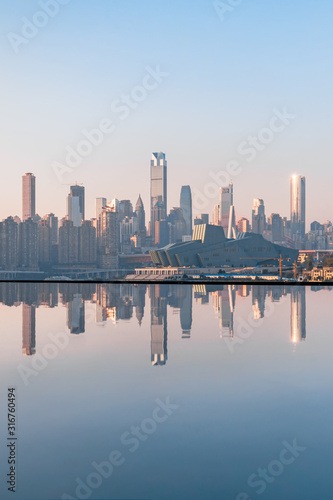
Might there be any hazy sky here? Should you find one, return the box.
[0,0,332,227]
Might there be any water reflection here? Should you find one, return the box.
[22,303,35,356]
[0,283,331,361]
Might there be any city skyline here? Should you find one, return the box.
[0,168,325,229]
[0,164,330,232]
[1,169,327,240]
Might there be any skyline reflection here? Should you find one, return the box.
[0,283,330,362]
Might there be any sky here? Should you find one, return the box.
[0,0,332,228]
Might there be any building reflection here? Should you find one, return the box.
[150,285,168,366]
[68,294,85,334]
[252,286,266,319]
[212,285,236,338]
[290,287,306,344]
[0,282,318,360]
[180,285,192,339]
[22,304,36,355]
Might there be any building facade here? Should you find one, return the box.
[22,173,36,221]
[180,186,192,237]
[291,175,306,240]
[150,152,167,240]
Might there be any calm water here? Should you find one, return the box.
[0,283,332,500]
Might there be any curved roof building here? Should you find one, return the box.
[150,224,298,268]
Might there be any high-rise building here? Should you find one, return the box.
[67,194,82,227]
[79,221,97,264]
[135,195,146,233]
[252,199,266,234]
[45,213,58,245]
[59,220,79,264]
[237,217,251,233]
[291,175,306,239]
[219,183,233,232]
[227,205,238,239]
[120,215,138,252]
[194,214,209,226]
[155,220,169,247]
[168,207,186,244]
[22,173,36,221]
[268,213,283,243]
[150,152,167,240]
[212,204,220,226]
[180,186,192,237]
[19,219,38,270]
[0,217,19,270]
[119,200,133,221]
[38,219,52,264]
[96,198,107,221]
[99,206,119,269]
[70,185,85,220]
[38,214,58,265]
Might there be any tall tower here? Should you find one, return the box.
[150,152,167,240]
[290,175,306,239]
[135,194,146,232]
[67,195,82,227]
[22,173,36,221]
[180,186,192,237]
[68,185,85,226]
[227,205,238,239]
[96,197,107,220]
[70,185,85,219]
[252,198,266,234]
[219,183,233,232]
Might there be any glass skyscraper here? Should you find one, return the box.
[219,183,233,232]
[180,185,192,237]
[150,152,167,240]
[290,175,306,239]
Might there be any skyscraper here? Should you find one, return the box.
[219,183,233,232]
[22,173,36,221]
[291,175,306,239]
[135,195,146,233]
[58,220,79,264]
[180,186,192,237]
[252,199,266,234]
[19,219,38,270]
[0,217,19,270]
[70,184,85,220]
[98,205,119,269]
[96,197,107,220]
[150,152,167,240]
[227,205,238,239]
[67,195,82,227]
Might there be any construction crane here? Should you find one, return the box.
[240,254,289,278]
[61,182,84,187]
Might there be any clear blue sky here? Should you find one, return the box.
[0,0,332,226]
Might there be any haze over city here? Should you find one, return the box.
[1,0,333,224]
